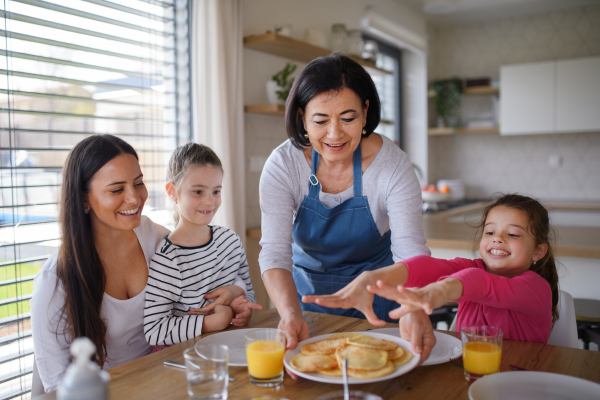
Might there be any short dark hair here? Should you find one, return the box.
[285,53,381,149]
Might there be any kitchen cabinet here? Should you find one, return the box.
[500,56,600,135]
[500,61,555,135]
[556,57,600,133]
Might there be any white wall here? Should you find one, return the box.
[427,4,600,201]
[243,0,428,227]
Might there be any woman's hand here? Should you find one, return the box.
[229,295,263,326]
[399,310,436,365]
[278,309,310,350]
[301,271,386,327]
[187,285,245,315]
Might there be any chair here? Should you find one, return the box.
[573,298,600,350]
[31,357,45,397]
[548,290,579,348]
[448,290,578,348]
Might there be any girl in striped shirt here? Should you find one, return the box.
[144,143,261,346]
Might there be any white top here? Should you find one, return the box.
[30,216,169,392]
[258,135,430,274]
[144,225,256,345]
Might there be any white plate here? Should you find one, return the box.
[283,332,420,385]
[366,328,462,366]
[195,329,253,366]
[469,371,600,400]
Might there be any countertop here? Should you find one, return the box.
[421,201,600,259]
[247,201,600,259]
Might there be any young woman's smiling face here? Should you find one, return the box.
[301,87,368,164]
[479,206,548,278]
[86,153,147,233]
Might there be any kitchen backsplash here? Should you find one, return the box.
[428,131,600,200]
[428,4,600,201]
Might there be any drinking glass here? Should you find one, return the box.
[330,23,347,52]
[245,328,286,387]
[184,345,229,399]
[461,325,503,382]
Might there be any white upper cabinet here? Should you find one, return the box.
[500,56,600,135]
[500,61,555,135]
[556,57,600,133]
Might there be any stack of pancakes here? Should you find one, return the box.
[290,332,412,378]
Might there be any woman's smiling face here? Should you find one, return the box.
[302,87,368,164]
[86,153,147,233]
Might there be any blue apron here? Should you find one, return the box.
[292,143,398,323]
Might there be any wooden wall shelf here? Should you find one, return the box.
[245,104,285,116]
[428,86,499,98]
[428,127,499,136]
[243,32,392,75]
[464,86,499,95]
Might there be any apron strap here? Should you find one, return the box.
[353,142,363,197]
[308,147,321,199]
[308,143,363,199]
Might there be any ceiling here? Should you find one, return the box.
[415,0,600,26]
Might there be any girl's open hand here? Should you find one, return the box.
[301,271,385,327]
[229,295,263,326]
[187,285,245,315]
[367,280,454,320]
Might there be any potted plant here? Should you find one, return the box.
[266,62,297,104]
[429,78,464,128]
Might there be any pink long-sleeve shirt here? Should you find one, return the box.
[403,255,552,344]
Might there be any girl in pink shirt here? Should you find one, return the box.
[367,194,559,344]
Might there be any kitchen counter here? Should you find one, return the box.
[422,201,600,259]
[247,201,600,259]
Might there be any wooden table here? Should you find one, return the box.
[34,309,600,400]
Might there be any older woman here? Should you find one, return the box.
[259,53,434,358]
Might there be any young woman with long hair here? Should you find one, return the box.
[31,135,169,392]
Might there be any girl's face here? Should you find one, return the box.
[479,206,548,278]
[301,87,368,164]
[171,164,222,228]
[86,153,147,233]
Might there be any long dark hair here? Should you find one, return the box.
[57,134,138,367]
[473,194,559,326]
[285,52,381,149]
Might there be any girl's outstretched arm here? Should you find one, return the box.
[368,278,463,320]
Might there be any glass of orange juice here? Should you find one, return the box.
[461,325,503,382]
[245,328,286,387]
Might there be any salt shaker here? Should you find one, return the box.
[57,337,110,400]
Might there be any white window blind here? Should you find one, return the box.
[0,0,190,398]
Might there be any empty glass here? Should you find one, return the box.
[330,23,347,52]
[184,345,229,399]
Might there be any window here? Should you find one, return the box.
[364,35,402,148]
[0,0,190,398]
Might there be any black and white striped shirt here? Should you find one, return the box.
[143,225,255,345]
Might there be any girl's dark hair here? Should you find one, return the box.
[167,142,222,226]
[473,194,559,326]
[57,134,138,367]
[285,52,381,149]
